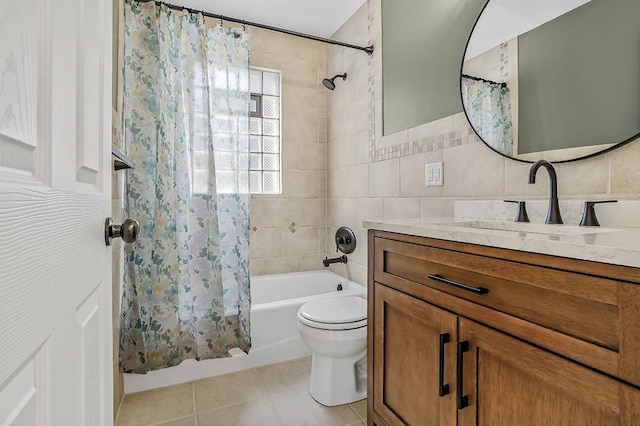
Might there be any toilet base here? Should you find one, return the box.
[309,351,367,406]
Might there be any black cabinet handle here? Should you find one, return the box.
[428,274,489,295]
[457,341,469,410]
[438,333,450,397]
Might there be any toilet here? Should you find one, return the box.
[297,296,367,406]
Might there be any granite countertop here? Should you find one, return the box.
[363,218,640,269]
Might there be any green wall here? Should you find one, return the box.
[518,0,640,154]
[381,0,485,135]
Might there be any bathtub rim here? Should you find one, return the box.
[250,269,367,311]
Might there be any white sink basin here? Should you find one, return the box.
[440,220,620,236]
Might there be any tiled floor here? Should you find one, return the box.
[115,356,367,426]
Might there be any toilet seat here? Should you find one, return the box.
[298,297,367,330]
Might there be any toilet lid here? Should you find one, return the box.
[298,296,367,325]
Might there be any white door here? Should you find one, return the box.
[0,0,113,424]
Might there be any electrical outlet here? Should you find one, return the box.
[425,162,444,187]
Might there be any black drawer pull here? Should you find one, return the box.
[439,333,450,397]
[428,274,489,295]
[457,341,470,410]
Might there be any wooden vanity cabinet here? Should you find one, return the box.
[372,284,457,426]
[367,230,640,426]
[458,317,640,425]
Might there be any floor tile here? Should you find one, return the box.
[115,383,194,426]
[152,416,196,426]
[115,357,361,426]
[197,398,281,426]
[256,356,312,393]
[270,385,360,426]
[194,368,266,412]
[350,399,367,421]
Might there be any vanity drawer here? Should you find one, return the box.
[373,236,620,352]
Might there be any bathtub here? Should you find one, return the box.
[124,270,366,393]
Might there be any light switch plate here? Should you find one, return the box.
[425,162,444,186]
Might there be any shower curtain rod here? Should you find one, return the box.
[462,73,507,88]
[136,0,374,55]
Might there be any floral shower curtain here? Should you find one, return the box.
[119,0,251,374]
[461,77,514,156]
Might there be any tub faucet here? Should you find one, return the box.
[323,255,348,267]
[528,159,563,224]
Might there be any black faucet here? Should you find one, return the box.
[323,255,348,267]
[528,160,563,224]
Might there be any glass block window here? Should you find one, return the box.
[189,60,250,195]
[249,68,282,194]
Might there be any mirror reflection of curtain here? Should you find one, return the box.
[119,0,251,374]
[462,77,514,156]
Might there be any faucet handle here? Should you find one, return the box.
[335,226,356,254]
[579,200,617,227]
[503,200,530,223]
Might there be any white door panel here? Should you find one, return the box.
[0,0,42,181]
[0,0,113,423]
[75,288,105,426]
[77,0,104,188]
[0,346,46,426]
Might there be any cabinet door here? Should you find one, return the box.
[373,283,457,426]
[457,318,640,426]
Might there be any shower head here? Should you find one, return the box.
[322,73,347,90]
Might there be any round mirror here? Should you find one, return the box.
[460,0,640,163]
